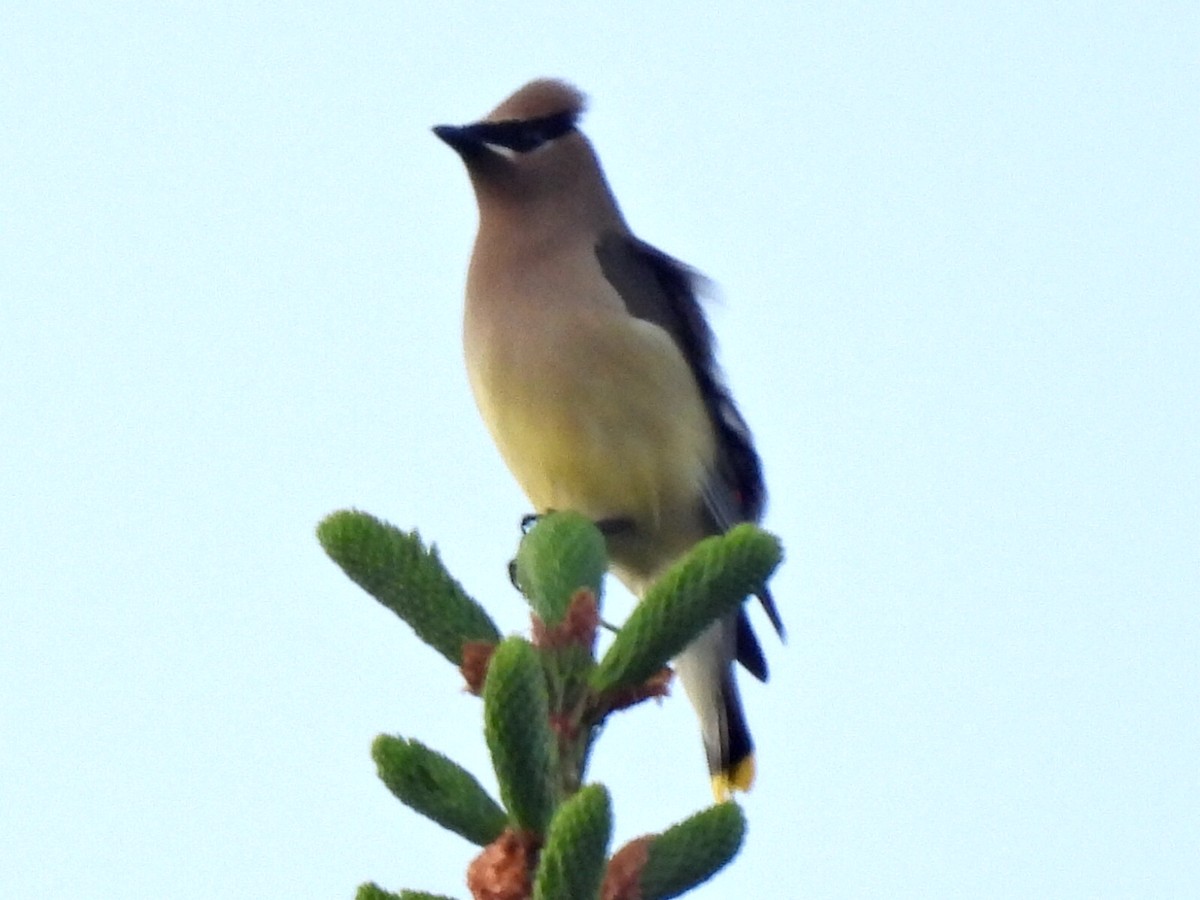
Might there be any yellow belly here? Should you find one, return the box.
[467,307,714,581]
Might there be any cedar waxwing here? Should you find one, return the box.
[434,79,783,800]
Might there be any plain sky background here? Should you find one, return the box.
[3,3,1197,898]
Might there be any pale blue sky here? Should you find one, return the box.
[3,3,1197,898]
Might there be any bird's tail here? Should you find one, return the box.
[673,616,756,801]
[709,685,755,801]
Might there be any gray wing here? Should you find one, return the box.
[596,232,785,653]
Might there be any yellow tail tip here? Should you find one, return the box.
[711,755,756,801]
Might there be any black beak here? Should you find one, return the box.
[432,123,484,157]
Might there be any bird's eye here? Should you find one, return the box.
[473,110,577,154]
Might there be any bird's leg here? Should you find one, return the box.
[594,516,635,537]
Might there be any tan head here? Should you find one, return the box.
[433,79,623,232]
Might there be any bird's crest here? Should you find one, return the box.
[487,78,588,124]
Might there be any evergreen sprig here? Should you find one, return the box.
[591,524,782,694]
[512,510,607,626]
[372,735,507,846]
[483,636,556,834]
[318,510,500,665]
[318,510,782,899]
[532,784,612,900]
[640,802,747,900]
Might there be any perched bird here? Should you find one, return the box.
[434,79,782,800]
